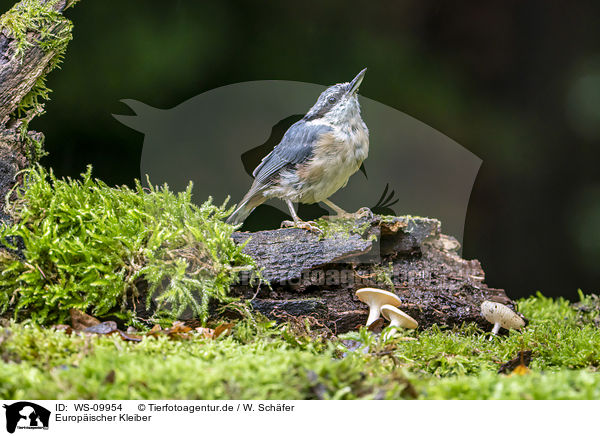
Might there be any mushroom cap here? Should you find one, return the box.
[480,301,525,330]
[381,304,418,329]
[355,288,401,307]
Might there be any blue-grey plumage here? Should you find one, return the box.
[227,68,369,228]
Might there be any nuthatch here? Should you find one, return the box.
[227,68,369,231]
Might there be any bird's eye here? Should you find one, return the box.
[328,96,336,104]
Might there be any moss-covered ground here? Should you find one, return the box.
[1,291,599,400]
[0,166,256,326]
[0,166,598,400]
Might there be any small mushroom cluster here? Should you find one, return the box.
[355,288,418,338]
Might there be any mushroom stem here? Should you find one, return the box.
[490,322,501,339]
[366,307,381,326]
[382,328,396,342]
[389,319,401,328]
[382,320,400,341]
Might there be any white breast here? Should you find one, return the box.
[264,119,369,204]
[297,121,369,203]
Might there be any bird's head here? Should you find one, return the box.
[304,68,367,125]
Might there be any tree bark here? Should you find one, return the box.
[0,0,76,222]
[229,215,518,333]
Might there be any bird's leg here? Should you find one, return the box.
[322,198,349,216]
[322,199,373,220]
[280,199,322,234]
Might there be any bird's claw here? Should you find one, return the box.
[281,220,323,234]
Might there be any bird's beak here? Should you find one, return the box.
[348,68,367,95]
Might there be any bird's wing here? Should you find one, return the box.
[252,121,333,186]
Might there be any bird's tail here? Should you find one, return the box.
[226,191,266,225]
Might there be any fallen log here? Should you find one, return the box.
[230,214,515,333]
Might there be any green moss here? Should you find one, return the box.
[371,262,394,287]
[379,214,439,233]
[0,0,74,63]
[418,369,600,400]
[314,216,371,240]
[0,0,79,161]
[19,124,47,162]
[378,214,400,223]
[2,292,600,399]
[0,165,256,325]
[0,320,410,400]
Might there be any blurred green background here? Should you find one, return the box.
[3,0,599,300]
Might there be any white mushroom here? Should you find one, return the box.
[480,301,525,339]
[381,304,418,329]
[381,304,418,340]
[355,288,402,326]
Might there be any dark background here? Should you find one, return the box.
[4,0,599,300]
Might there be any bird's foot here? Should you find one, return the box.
[354,207,373,220]
[281,220,323,234]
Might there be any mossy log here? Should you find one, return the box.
[0,0,77,222]
[230,215,516,333]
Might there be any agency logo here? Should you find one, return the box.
[3,402,50,434]
[113,79,481,247]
